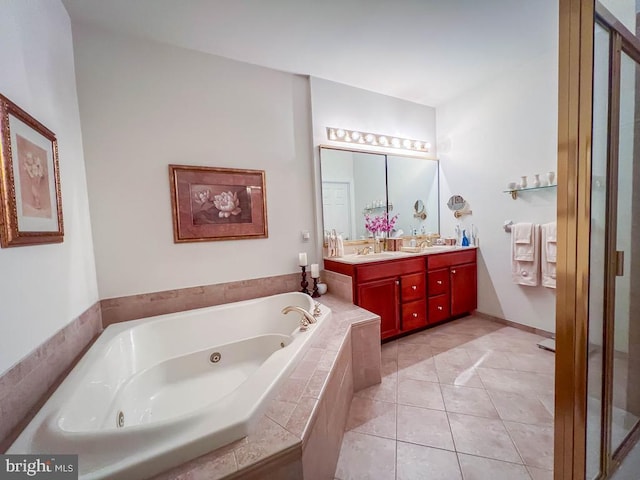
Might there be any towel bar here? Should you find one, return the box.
[503,220,514,232]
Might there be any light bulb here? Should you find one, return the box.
[414,141,422,150]
[403,139,412,148]
[391,138,400,147]
[336,129,345,139]
[378,136,388,145]
[424,143,431,151]
[365,134,375,143]
[344,132,352,142]
[351,131,361,141]
[329,129,337,140]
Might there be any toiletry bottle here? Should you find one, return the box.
[462,230,470,247]
[470,224,476,247]
[455,224,461,246]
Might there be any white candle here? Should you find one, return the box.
[310,263,319,278]
[298,252,307,266]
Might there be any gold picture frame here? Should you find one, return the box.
[169,164,268,242]
[0,94,64,247]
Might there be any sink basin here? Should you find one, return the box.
[340,252,401,263]
[420,245,457,253]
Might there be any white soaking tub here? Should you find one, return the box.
[9,292,329,480]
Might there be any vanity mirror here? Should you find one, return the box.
[446,194,472,218]
[319,147,439,242]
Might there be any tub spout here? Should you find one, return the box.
[282,305,316,331]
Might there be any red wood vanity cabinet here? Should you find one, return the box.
[325,249,477,341]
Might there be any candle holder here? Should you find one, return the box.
[300,266,310,295]
[311,277,321,298]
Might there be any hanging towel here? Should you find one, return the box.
[511,223,540,286]
[513,223,535,261]
[544,222,557,263]
[541,222,557,288]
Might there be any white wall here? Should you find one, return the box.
[437,50,558,333]
[72,24,315,299]
[310,77,437,253]
[0,0,98,374]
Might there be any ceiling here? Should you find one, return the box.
[62,0,558,107]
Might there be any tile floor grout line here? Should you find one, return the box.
[336,317,555,479]
[500,417,530,467]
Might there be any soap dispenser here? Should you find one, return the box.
[461,230,470,247]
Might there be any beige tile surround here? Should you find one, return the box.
[101,272,301,326]
[0,270,382,480]
[0,302,103,451]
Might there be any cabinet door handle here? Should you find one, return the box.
[396,280,400,285]
[452,269,456,274]
[437,306,443,311]
[411,285,417,290]
[412,313,418,318]
[436,280,443,285]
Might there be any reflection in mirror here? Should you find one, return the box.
[320,148,386,240]
[320,147,439,241]
[414,200,426,220]
[386,155,439,235]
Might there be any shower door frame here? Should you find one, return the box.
[557,1,640,478]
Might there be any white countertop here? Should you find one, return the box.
[324,246,477,265]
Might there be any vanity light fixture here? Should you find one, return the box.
[326,127,431,153]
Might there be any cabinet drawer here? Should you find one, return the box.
[428,268,449,296]
[401,272,425,302]
[428,294,450,323]
[357,257,424,283]
[402,299,427,331]
[427,249,476,271]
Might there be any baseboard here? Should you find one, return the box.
[474,311,555,339]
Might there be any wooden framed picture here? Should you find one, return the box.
[0,94,64,247]
[169,165,268,242]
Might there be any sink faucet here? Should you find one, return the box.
[419,239,433,248]
[282,305,317,331]
[357,246,372,255]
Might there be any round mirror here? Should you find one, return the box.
[447,195,466,211]
[413,200,427,220]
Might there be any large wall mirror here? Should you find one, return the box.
[320,147,439,241]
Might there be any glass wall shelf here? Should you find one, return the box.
[503,184,557,199]
[363,203,394,214]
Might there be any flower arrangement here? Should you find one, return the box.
[365,213,399,236]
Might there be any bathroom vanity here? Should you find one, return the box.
[324,248,477,340]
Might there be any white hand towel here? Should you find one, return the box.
[336,234,344,257]
[541,222,557,288]
[544,222,557,263]
[512,224,540,286]
[513,223,535,261]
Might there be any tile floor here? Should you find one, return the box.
[334,315,555,480]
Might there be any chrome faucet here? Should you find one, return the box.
[282,305,317,331]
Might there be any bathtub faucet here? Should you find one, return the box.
[282,305,316,332]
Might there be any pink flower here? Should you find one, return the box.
[365,213,399,234]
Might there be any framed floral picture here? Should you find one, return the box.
[169,165,268,242]
[0,94,64,247]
